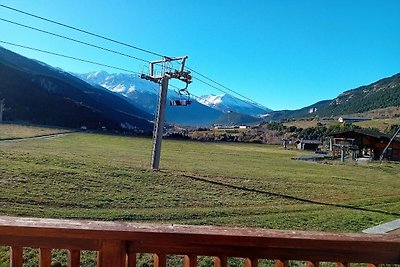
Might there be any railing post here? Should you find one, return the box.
[39,248,52,267]
[214,256,227,267]
[127,251,136,267]
[153,253,167,267]
[10,246,23,267]
[245,258,258,267]
[184,255,197,267]
[67,250,80,267]
[97,240,126,267]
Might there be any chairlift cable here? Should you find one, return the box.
[188,67,262,106]
[0,17,174,72]
[0,40,141,75]
[0,18,150,64]
[0,4,164,58]
[0,3,268,110]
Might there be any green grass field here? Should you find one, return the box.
[0,127,399,265]
[0,129,398,230]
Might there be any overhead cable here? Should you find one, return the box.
[0,40,139,74]
[1,40,224,106]
[0,4,164,58]
[188,67,263,107]
[0,4,268,110]
[0,17,150,64]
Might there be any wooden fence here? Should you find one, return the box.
[0,216,398,267]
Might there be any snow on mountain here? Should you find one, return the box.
[198,94,272,116]
[78,71,159,95]
[77,72,271,116]
[75,71,223,126]
[0,47,152,131]
[75,71,160,114]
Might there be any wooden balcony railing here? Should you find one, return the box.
[0,216,399,267]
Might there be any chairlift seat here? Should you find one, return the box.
[170,100,191,106]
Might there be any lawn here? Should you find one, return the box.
[0,128,399,265]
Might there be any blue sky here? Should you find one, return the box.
[0,0,399,110]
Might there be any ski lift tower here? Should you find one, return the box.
[141,56,192,170]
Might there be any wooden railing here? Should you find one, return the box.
[0,216,399,267]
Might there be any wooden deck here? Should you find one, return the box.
[0,216,399,267]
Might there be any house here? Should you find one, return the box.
[338,116,371,123]
[329,129,400,161]
[295,139,321,150]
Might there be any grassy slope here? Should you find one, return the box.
[1,130,399,266]
[354,118,400,132]
[0,132,398,232]
[283,119,338,129]
[0,123,69,139]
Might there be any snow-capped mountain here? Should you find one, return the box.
[75,71,160,114]
[0,46,152,131]
[198,94,272,116]
[75,71,223,126]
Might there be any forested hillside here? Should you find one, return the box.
[266,73,400,121]
[319,73,400,117]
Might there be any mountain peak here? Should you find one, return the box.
[87,70,109,79]
[198,93,271,115]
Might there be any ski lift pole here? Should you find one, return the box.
[151,76,169,170]
[141,55,191,171]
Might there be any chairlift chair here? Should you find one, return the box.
[170,83,192,106]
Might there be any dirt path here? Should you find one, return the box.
[0,131,77,142]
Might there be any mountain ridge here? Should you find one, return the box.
[0,46,153,131]
[1,46,399,127]
[77,71,271,126]
[266,73,400,121]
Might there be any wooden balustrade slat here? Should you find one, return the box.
[39,248,52,267]
[67,249,80,267]
[184,255,197,267]
[127,251,136,267]
[0,216,399,266]
[275,260,289,267]
[306,261,319,267]
[214,256,228,267]
[97,240,126,267]
[153,253,167,267]
[128,244,398,263]
[337,263,350,267]
[10,246,23,267]
[245,257,258,267]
